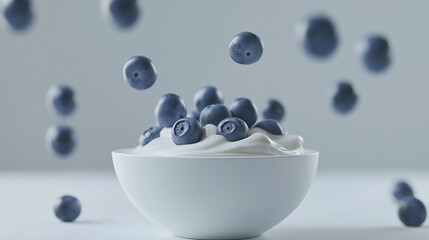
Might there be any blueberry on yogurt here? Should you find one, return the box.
[123,56,157,90]
[155,94,187,127]
[139,126,163,146]
[46,85,76,117]
[398,197,427,227]
[187,110,200,120]
[102,0,140,29]
[254,119,285,135]
[194,86,224,112]
[216,117,249,142]
[229,98,258,127]
[46,125,76,157]
[172,118,203,145]
[393,181,414,201]
[229,31,263,64]
[3,0,33,31]
[54,195,81,222]
[263,99,285,122]
[199,104,231,126]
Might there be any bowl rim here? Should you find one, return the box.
[112,148,319,159]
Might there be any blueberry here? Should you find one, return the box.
[398,197,427,227]
[229,98,258,127]
[199,104,231,126]
[103,0,139,29]
[216,117,249,142]
[172,118,203,145]
[46,126,76,157]
[332,81,358,114]
[187,110,200,120]
[139,126,162,146]
[3,0,33,31]
[263,99,285,122]
[393,181,414,201]
[155,94,187,127]
[46,85,76,117]
[229,31,263,64]
[300,15,338,58]
[194,86,224,112]
[254,119,285,135]
[359,35,391,73]
[123,56,157,90]
[54,195,81,222]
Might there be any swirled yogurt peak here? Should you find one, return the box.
[132,124,303,157]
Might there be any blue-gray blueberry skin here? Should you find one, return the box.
[229,31,263,64]
[199,104,231,126]
[3,0,33,31]
[393,181,414,201]
[361,35,391,73]
[194,86,224,113]
[303,15,338,58]
[229,98,258,127]
[254,119,285,135]
[172,118,203,145]
[332,81,358,114]
[47,126,76,157]
[139,126,163,146]
[398,197,426,227]
[107,0,139,29]
[187,110,200,120]
[263,99,285,122]
[48,85,76,117]
[216,117,249,142]
[54,195,81,222]
[123,56,157,90]
[155,94,187,127]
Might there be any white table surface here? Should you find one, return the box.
[1,170,428,240]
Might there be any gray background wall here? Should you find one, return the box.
[1,0,428,170]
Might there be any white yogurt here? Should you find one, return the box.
[132,124,304,157]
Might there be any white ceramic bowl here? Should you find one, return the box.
[112,149,319,239]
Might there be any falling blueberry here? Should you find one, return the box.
[102,0,140,29]
[358,35,391,73]
[398,197,426,227]
[393,181,414,201]
[229,31,264,64]
[172,118,203,145]
[123,56,157,90]
[217,117,249,142]
[46,85,76,117]
[139,126,163,146]
[263,99,285,122]
[54,195,81,222]
[46,126,76,157]
[194,86,224,113]
[299,15,338,58]
[229,98,258,127]
[155,94,187,127]
[3,0,33,31]
[332,81,358,114]
[254,119,285,135]
[199,104,231,126]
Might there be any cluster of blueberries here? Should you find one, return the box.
[45,85,81,222]
[139,87,286,146]
[1,0,140,32]
[299,15,391,114]
[393,181,427,227]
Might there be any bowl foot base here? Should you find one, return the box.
[174,234,261,240]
